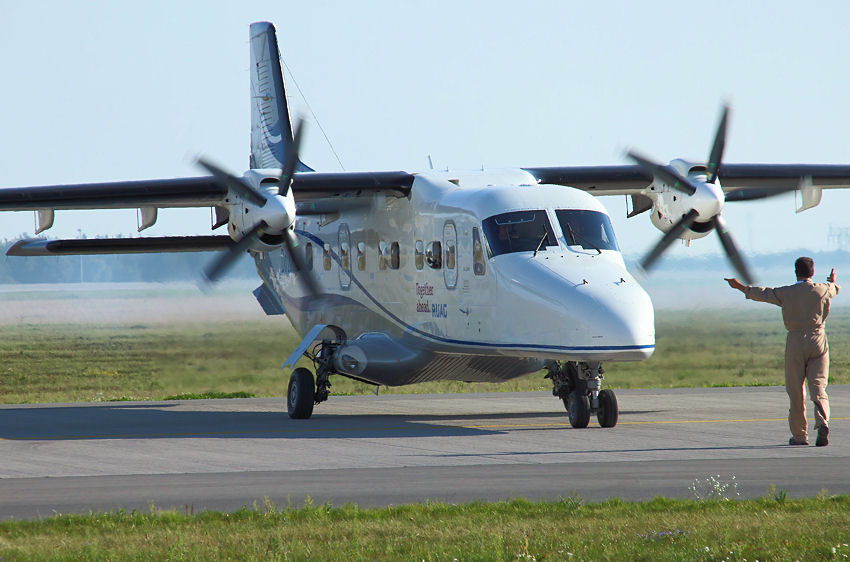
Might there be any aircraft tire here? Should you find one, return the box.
[566,391,590,429]
[596,389,618,428]
[287,368,315,419]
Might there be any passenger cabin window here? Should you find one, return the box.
[305,242,313,271]
[555,209,619,252]
[338,224,351,289]
[414,240,425,270]
[425,241,442,269]
[357,242,366,271]
[472,228,486,276]
[323,244,332,271]
[378,241,388,270]
[481,210,557,257]
[378,241,400,270]
[390,242,400,270]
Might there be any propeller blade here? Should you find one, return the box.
[296,197,374,215]
[627,151,698,196]
[723,186,796,202]
[706,105,730,184]
[640,209,700,271]
[283,228,321,297]
[713,214,754,285]
[280,117,306,198]
[197,157,267,207]
[202,220,267,285]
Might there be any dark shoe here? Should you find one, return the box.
[816,426,829,447]
[789,437,809,446]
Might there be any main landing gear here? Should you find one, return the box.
[545,361,618,428]
[287,339,340,419]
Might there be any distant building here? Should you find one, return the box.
[827,226,850,250]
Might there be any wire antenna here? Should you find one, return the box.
[280,58,346,171]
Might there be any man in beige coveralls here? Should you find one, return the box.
[725,257,838,446]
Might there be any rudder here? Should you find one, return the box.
[249,22,307,170]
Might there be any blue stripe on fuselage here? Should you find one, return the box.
[287,230,653,354]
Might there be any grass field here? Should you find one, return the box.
[3,307,850,403]
[1,495,848,560]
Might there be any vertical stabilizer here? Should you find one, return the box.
[249,22,305,170]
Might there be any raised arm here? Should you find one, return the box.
[724,278,747,293]
[726,277,782,306]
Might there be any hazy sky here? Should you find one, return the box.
[2,1,850,269]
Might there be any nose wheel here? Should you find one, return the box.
[596,388,618,428]
[546,361,618,428]
[566,391,591,428]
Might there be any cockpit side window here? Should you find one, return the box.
[555,209,619,252]
[481,210,557,257]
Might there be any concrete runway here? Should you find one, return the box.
[1,386,849,520]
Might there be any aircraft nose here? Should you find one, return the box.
[577,279,655,359]
[494,257,655,361]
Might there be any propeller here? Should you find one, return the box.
[706,105,729,184]
[203,220,267,283]
[640,209,699,271]
[198,118,321,295]
[628,104,755,285]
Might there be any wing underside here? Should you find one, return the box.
[6,236,234,256]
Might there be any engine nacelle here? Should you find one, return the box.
[225,169,296,250]
[647,159,724,241]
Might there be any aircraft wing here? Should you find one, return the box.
[0,171,415,212]
[522,163,850,196]
[5,236,235,256]
[0,171,416,256]
[0,177,226,211]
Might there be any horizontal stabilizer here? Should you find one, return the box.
[7,236,234,256]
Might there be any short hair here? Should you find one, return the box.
[795,256,814,279]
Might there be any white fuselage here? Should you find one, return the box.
[254,168,655,386]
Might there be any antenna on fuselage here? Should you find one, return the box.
[427,155,434,170]
[280,57,346,171]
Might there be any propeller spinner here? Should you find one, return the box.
[197,118,320,296]
[628,105,755,285]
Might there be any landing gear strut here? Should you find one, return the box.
[545,361,618,428]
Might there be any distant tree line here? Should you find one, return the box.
[0,238,255,284]
[649,249,850,273]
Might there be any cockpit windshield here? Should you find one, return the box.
[482,210,557,257]
[556,209,619,252]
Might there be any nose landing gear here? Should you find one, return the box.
[545,361,618,428]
